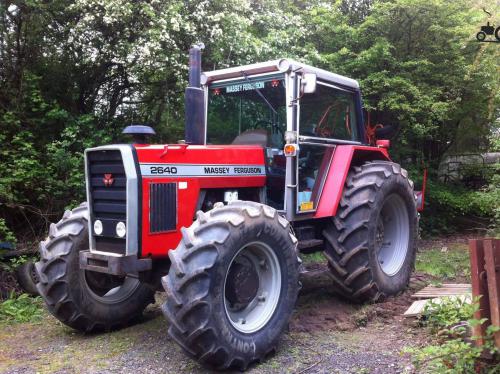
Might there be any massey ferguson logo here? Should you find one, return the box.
[103,174,114,187]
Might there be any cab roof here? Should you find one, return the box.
[201,59,359,90]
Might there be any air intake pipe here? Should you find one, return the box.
[184,44,206,145]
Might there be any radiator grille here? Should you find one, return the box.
[87,150,126,254]
[150,183,176,233]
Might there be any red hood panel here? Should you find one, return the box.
[134,144,266,258]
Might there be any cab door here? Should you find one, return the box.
[296,82,361,214]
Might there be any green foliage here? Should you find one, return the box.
[0,255,37,273]
[415,245,470,280]
[406,297,500,373]
[0,0,498,241]
[0,293,43,324]
[419,179,500,236]
[0,218,16,243]
[422,296,476,332]
[406,338,484,374]
[300,251,326,265]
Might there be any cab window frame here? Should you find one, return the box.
[297,80,364,145]
[205,72,288,147]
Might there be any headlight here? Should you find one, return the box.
[116,222,126,238]
[93,220,103,235]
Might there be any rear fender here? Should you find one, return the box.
[314,145,390,218]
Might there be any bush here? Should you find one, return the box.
[419,179,499,237]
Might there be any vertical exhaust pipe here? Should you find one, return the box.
[185,44,206,145]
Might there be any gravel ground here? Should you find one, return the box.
[0,264,429,374]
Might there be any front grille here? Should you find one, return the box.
[150,182,176,233]
[87,150,127,254]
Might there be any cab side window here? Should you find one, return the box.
[300,83,358,141]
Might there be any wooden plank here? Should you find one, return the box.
[404,300,428,317]
[484,239,500,349]
[412,284,471,299]
[403,295,472,318]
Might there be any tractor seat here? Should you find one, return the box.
[231,129,268,147]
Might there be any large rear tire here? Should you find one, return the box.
[35,202,155,332]
[323,161,418,302]
[162,201,300,370]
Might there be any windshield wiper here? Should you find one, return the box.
[241,71,277,115]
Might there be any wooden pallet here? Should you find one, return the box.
[411,284,471,299]
[403,284,472,318]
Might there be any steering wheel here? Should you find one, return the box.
[315,103,352,138]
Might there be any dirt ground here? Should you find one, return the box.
[0,238,468,374]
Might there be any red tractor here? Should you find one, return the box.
[36,45,418,370]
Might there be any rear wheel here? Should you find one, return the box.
[323,161,418,302]
[15,261,39,296]
[162,201,300,370]
[35,202,155,332]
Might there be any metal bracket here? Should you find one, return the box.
[79,250,152,277]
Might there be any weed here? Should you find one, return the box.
[422,296,476,333]
[406,297,499,373]
[0,292,43,323]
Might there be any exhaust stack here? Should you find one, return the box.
[184,44,206,145]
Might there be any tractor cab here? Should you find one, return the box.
[200,59,366,217]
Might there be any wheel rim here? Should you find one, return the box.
[376,194,410,276]
[29,262,39,283]
[84,271,141,304]
[224,242,281,334]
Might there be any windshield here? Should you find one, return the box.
[207,75,286,148]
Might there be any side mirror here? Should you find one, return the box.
[301,73,317,94]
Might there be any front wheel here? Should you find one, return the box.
[477,31,487,41]
[35,202,155,332]
[162,201,300,370]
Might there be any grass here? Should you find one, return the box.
[300,251,326,264]
[415,243,470,281]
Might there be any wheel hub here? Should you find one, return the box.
[376,194,410,276]
[224,242,282,334]
[376,219,385,253]
[225,256,260,307]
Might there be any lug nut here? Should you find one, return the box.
[258,292,268,302]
